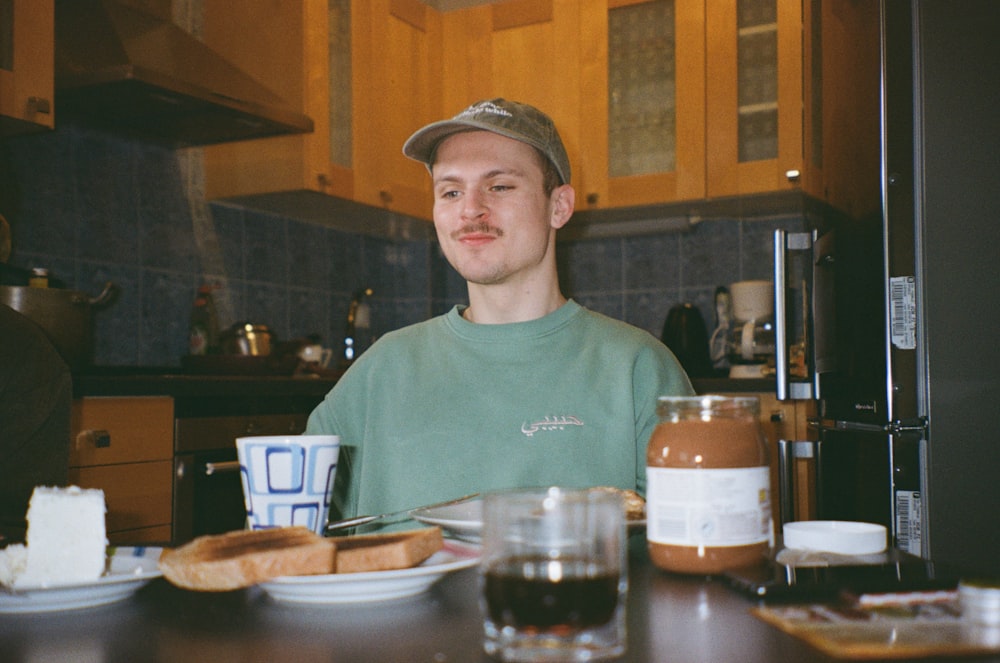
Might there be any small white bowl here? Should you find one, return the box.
[783,520,887,555]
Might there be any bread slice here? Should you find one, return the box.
[332,527,443,574]
[159,526,336,591]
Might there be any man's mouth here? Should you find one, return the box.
[454,222,503,243]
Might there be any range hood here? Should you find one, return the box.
[53,0,314,147]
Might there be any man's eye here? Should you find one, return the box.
[439,190,460,199]
[490,184,512,192]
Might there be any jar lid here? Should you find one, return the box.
[782,520,887,555]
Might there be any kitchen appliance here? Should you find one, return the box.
[773,0,1000,577]
[726,280,776,378]
[660,303,712,378]
[0,282,117,368]
[53,0,314,147]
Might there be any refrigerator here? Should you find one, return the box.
[773,0,1000,577]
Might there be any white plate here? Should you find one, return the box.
[411,499,646,543]
[0,546,163,613]
[258,540,480,604]
[410,500,484,542]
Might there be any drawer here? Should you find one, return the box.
[68,460,173,535]
[71,397,174,466]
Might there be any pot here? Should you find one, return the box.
[220,322,273,356]
[0,282,118,369]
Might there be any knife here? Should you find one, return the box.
[323,492,480,534]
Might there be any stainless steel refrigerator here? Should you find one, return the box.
[773,0,1000,577]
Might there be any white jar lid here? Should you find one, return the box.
[783,520,887,555]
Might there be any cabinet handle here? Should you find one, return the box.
[769,411,785,423]
[27,97,52,115]
[76,429,111,449]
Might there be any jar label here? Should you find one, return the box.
[646,466,771,547]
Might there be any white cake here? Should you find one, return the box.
[9,486,108,588]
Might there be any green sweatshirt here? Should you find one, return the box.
[306,300,694,520]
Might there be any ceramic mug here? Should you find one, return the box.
[235,435,340,535]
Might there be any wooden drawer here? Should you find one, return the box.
[68,460,173,536]
[70,396,175,544]
[71,397,174,466]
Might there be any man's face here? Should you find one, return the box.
[430,131,571,288]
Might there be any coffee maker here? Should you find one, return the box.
[724,280,776,378]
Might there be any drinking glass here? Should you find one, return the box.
[480,487,628,662]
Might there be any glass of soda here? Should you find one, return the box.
[480,486,628,662]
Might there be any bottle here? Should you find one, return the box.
[188,285,219,356]
[646,395,771,574]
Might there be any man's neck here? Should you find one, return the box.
[463,285,567,325]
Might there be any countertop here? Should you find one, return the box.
[3,539,994,663]
[71,367,772,399]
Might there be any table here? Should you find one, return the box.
[2,541,998,663]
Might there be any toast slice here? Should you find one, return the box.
[159,526,336,591]
[332,526,443,574]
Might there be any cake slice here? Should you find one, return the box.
[15,485,108,587]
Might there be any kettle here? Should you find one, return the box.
[661,303,713,378]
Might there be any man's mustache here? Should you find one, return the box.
[452,222,504,240]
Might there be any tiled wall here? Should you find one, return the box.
[2,124,804,367]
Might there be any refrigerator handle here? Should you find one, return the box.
[774,230,789,400]
[773,230,816,401]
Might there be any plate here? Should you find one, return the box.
[411,499,646,543]
[258,540,480,604]
[0,546,163,613]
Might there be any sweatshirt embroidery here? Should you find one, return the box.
[521,415,585,437]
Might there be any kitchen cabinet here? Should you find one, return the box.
[202,0,442,221]
[202,0,878,224]
[705,0,880,217]
[580,0,707,209]
[69,397,174,545]
[0,0,55,136]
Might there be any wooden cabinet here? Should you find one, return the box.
[0,0,55,136]
[706,0,880,217]
[203,0,878,223]
[69,397,175,545]
[203,0,442,220]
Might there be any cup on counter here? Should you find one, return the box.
[235,435,340,535]
[298,344,333,368]
[480,487,628,662]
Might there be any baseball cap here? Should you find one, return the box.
[402,98,571,185]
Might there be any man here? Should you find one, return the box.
[306,99,693,521]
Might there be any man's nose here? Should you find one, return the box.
[461,189,487,219]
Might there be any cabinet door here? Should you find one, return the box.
[202,1,332,201]
[705,0,803,198]
[0,0,54,135]
[579,0,706,210]
[352,0,441,218]
[440,1,586,198]
[70,397,174,544]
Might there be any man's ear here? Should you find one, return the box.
[550,184,575,230]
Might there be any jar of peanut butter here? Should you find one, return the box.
[646,395,771,574]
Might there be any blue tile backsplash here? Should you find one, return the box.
[2,124,805,367]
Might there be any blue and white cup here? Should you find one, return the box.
[235,435,340,535]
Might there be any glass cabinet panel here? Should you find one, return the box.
[328,0,351,168]
[608,0,676,177]
[736,0,777,162]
